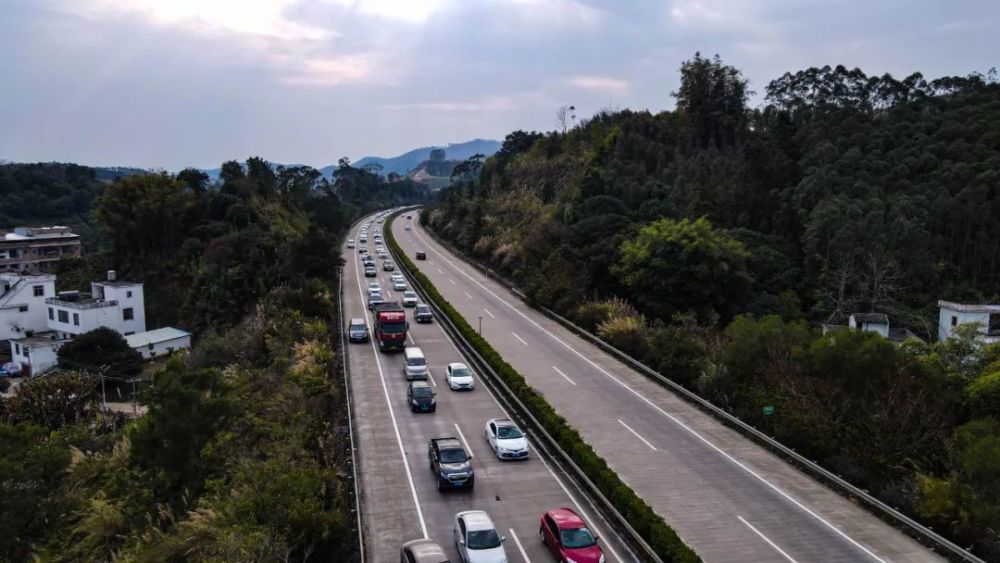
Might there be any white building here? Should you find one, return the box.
[0,273,56,340]
[44,271,145,339]
[8,331,65,377]
[126,327,191,359]
[849,313,890,338]
[938,301,1000,344]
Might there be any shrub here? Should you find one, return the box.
[597,314,649,358]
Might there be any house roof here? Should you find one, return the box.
[852,313,889,324]
[938,300,1000,313]
[125,327,190,348]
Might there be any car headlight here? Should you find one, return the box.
[599,555,606,563]
[565,559,579,563]
[411,400,418,406]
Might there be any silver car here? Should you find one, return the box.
[454,510,507,563]
[400,538,450,563]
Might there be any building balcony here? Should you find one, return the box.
[45,296,118,309]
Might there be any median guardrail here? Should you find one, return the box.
[412,209,984,563]
[386,207,700,563]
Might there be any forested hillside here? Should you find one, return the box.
[0,158,427,561]
[428,55,1000,557]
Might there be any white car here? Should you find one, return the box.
[484,418,529,460]
[347,239,355,248]
[393,279,407,291]
[445,362,474,391]
[390,273,405,282]
[454,510,507,563]
[367,282,381,294]
[402,291,418,307]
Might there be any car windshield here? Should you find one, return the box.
[382,322,406,334]
[350,322,365,331]
[451,367,469,377]
[496,426,522,439]
[412,386,433,398]
[560,527,596,548]
[404,292,416,298]
[417,305,430,313]
[407,357,426,366]
[439,448,467,463]
[467,529,501,550]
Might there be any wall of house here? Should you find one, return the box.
[9,340,60,376]
[862,322,890,338]
[133,335,191,359]
[939,308,993,341]
[91,282,146,334]
[0,277,56,340]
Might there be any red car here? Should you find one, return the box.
[539,508,604,563]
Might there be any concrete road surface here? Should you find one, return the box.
[344,212,634,562]
[389,211,944,563]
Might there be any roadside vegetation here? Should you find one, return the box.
[428,54,1000,556]
[0,159,428,560]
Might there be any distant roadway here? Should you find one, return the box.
[389,210,943,563]
[343,211,633,562]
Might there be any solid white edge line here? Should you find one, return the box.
[552,366,577,386]
[512,332,528,346]
[484,308,496,319]
[410,219,888,562]
[738,515,799,563]
[509,528,531,563]
[351,217,429,539]
[454,422,473,457]
[617,419,657,451]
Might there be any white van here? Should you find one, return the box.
[404,347,428,380]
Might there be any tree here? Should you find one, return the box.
[614,217,751,321]
[57,327,143,380]
[176,168,209,194]
[429,148,446,162]
[555,105,576,132]
[2,372,100,428]
[93,173,197,261]
[672,52,751,149]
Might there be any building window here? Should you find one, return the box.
[123,307,134,321]
[33,285,44,297]
[23,347,29,359]
[18,305,28,312]
[73,313,79,326]
[127,290,132,298]
[14,343,20,355]
[951,316,958,327]
[48,307,54,320]
[58,310,69,323]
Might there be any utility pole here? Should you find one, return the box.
[100,365,109,411]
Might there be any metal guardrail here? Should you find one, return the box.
[413,211,984,563]
[386,208,660,563]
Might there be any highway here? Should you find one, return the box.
[343,212,634,562]
[390,210,944,563]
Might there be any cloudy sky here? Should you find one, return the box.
[1,0,997,170]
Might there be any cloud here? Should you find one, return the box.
[568,75,629,94]
[380,94,534,112]
[279,54,380,86]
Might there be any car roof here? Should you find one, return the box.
[448,362,468,370]
[546,507,585,529]
[349,318,365,324]
[402,539,447,559]
[490,418,516,429]
[458,510,495,530]
[410,380,431,390]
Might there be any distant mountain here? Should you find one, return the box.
[326,138,500,177]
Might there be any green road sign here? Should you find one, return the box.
[762,405,775,416]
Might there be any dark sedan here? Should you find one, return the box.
[347,318,369,343]
[407,381,436,412]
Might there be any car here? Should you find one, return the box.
[454,510,506,563]
[378,252,389,260]
[368,292,385,308]
[347,239,355,248]
[445,362,474,390]
[368,298,388,312]
[430,437,474,490]
[348,318,369,343]
[405,224,411,230]
[391,272,405,281]
[539,508,604,563]
[359,247,368,254]
[400,539,449,563]
[363,257,375,267]
[414,303,433,323]
[407,214,412,219]
[485,418,528,460]
[393,279,408,291]
[404,347,429,380]
[383,261,395,271]
[364,266,377,278]
[416,251,427,260]
[368,282,382,292]
[407,381,436,412]
[359,236,367,243]
[402,291,419,307]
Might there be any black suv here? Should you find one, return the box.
[414,303,433,323]
[348,318,369,343]
[428,437,474,490]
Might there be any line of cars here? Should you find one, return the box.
[353,213,607,563]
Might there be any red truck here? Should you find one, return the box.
[372,301,408,352]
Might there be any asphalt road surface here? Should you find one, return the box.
[344,212,634,562]
[389,210,944,563]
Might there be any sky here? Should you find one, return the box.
[1,0,997,170]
